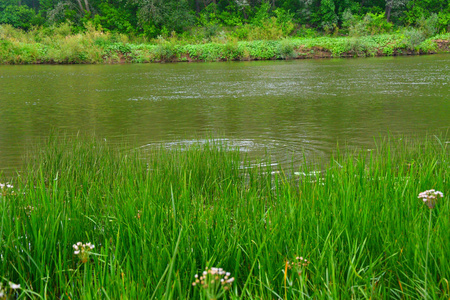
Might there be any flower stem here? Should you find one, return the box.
[424,208,432,298]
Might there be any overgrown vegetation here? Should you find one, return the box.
[0,134,448,298]
[1,22,449,64]
[0,0,449,64]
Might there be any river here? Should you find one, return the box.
[1,54,449,176]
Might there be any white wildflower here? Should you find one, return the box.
[73,242,95,263]
[9,282,20,290]
[418,189,444,209]
[192,267,234,297]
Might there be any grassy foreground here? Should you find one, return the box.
[0,135,449,299]
[1,24,449,64]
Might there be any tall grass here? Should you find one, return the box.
[0,134,449,298]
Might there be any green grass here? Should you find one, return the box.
[0,134,449,299]
[1,24,449,64]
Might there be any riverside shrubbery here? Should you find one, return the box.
[0,134,448,298]
[1,14,449,65]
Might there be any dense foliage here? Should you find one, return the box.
[0,0,449,38]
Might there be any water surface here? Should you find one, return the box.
[1,55,449,175]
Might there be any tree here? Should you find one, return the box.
[385,0,409,22]
[129,0,194,33]
[0,4,36,29]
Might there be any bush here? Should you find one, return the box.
[417,39,438,53]
[403,28,426,50]
[273,8,295,36]
[295,25,319,38]
[276,39,296,59]
[365,13,393,34]
[153,40,178,61]
[346,12,393,36]
[382,45,394,56]
[416,14,439,37]
[222,39,242,60]
[437,11,450,33]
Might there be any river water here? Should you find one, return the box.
[1,55,449,176]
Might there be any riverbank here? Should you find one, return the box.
[1,24,449,64]
[0,134,448,298]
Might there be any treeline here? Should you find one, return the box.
[0,0,449,38]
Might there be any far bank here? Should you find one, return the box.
[1,25,449,64]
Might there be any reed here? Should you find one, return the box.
[0,134,448,299]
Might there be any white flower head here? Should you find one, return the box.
[9,282,20,290]
[193,267,234,294]
[73,242,96,263]
[418,189,444,209]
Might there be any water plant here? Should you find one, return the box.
[418,189,444,298]
[192,267,234,299]
[73,242,95,264]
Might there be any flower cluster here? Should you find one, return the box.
[192,267,234,298]
[23,205,36,217]
[418,189,444,209]
[135,210,141,220]
[0,183,13,190]
[0,281,20,298]
[73,242,95,263]
[0,183,14,196]
[288,256,310,276]
[292,256,309,267]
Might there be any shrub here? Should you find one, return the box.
[273,8,295,36]
[222,39,242,60]
[341,8,358,34]
[403,28,426,50]
[345,38,365,56]
[437,10,450,33]
[153,40,179,61]
[295,25,319,38]
[417,39,438,53]
[382,45,394,56]
[347,13,393,36]
[276,38,296,59]
[416,14,439,37]
[247,18,284,40]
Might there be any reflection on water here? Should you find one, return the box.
[0,55,449,176]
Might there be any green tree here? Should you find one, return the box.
[0,4,36,29]
[310,0,339,29]
[385,0,409,22]
[129,0,194,35]
[92,1,136,33]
